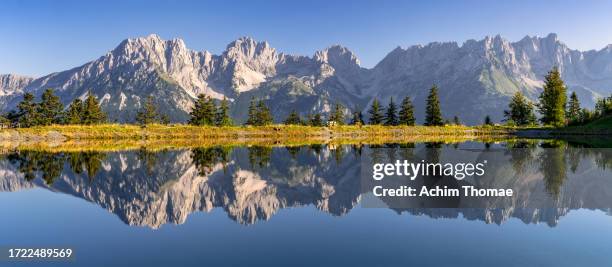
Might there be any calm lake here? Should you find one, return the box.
[1,139,612,266]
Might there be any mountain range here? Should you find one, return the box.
[1,33,611,124]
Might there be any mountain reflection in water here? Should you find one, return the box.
[1,140,611,228]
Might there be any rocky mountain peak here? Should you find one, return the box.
[0,74,34,97]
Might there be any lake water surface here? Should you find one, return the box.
[1,139,612,266]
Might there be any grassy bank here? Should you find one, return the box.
[0,123,513,141]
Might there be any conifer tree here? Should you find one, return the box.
[256,100,273,125]
[246,97,258,126]
[309,113,324,126]
[504,91,537,126]
[425,85,443,126]
[384,97,398,126]
[329,102,345,125]
[284,110,302,125]
[189,94,209,126]
[81,92,107,125]
[566,91,581,123]
[350,110,364,125]
[484,115,493,126]
[215,97,233,126]
[368,98,384,125]
[38,88,64,125]
[538,67,567,126]
[453,116,460,125]
[398,96,415,126]
[65,99,84,124]
[136,96,159,125]
[17,93,40,127]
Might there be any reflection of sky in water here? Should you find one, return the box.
[1,141,612,266]
[2,189,612,267]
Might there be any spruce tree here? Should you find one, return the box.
[215,97,233,126]
[350,111,364,125]
[65,99,84,124]
[82,92,107,124]
[17,93,40,127]
[246,97,258,126]
[566,91,581,123]
[284,110,302,125]
[453,116,460,125]
[38,88,64,125]
[425,85,443,126]
[504,91,537,126]
[256,100,273,125]
[484,115,493,126]
[329,102,345,125]
[384,97,398,126]
[538,67,567,126]
[398,96,415,126]
[136,96,159,125]
[310,113,323,126]
[189,94,208,125]
[368,98,384,125]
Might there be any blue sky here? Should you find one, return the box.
[2,0,612,76]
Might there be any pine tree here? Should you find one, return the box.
[189,94,209,126]
[136,96,159,125]
[504,91,537,126]
[425,85,443,126]
[256,100,273,125]
[368,98,384,125]
[484,115,493,126]
[350,110,364,125]
[81,92,107,125]
[284,110,302,125]
[38,88,64,125]
[17,93,40,127]
[246,97,258,126]
[384,97,398,126]
[65,99,84,124]
[309,113,324,126]
[566,91,581,123]
[215,97,233,126]
[453,116,460,125]
[329,102,345,125]
[538,67,567,127]
[398,96,415,126]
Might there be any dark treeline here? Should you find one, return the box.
[1,89,107,128]
[2,67,610,128]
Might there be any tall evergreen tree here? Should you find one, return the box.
[384,97,398,126]
[484,115,493,126]
[504,91,537,126]
[368,98,384,125]
[309,113,324,126]
[350,110,364,125]
[189,94,210,125]
[136,96,159,125]
[246,97,258,126]
[566,91,581,123]
[38,88,64,125]
[65,99,84,124]
[81,92,106,124]
[215,97,232,126]
[329,102,345,125]
[284,110,302,125]
[453,116,460,125]
[425,85,443,126]
[256,100,273,125]
[17,93,39,127]
[538,67,567,126]
[398,96,415,126]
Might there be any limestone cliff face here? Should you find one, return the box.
[3,34,612,124]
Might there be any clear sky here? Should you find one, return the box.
[2,0,612,77]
